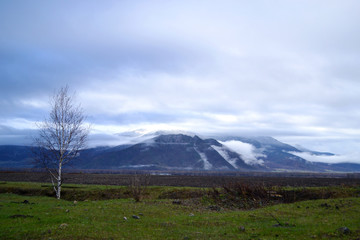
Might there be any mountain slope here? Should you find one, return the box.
[0,145,33,168]
[0,133,359,172]
[85,134,263,171]
[216,136,333,172]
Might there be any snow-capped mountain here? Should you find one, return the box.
[1,131,360,172]
[77,134,264,171]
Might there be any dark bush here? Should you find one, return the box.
[206,183,276,209]
[158,188,205,199]
[205,183,358,209]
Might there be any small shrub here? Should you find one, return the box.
[206,183,274,209]
[128,174,151,202]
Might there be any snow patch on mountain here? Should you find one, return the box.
[148,130,197,137]
[250,136,287,147]
[109,129,156,146]
[195,148,213,170]
[211,145,238,168]
[220,140,265,165]
[116,129,147,137]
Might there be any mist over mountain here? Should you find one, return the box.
[1,131,359,172]
[1,1,359,176]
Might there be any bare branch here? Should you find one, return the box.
[32,85,89,199]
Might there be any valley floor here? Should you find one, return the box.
[1,171,360,187]
[0,181,360,239]
[1,193,360,239]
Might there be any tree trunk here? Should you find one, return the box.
[57,163,62,199]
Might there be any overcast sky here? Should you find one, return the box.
[1,1,360,162]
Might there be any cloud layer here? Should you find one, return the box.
[290,151,360,164]
[0,1,360,161]
[220,141,265,165]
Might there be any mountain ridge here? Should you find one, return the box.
[0,133,359,172]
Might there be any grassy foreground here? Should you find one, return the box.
[0,182,360,239]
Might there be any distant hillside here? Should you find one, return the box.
[0,145,33,168]
[0,132,359,172]
[76,134,263,171]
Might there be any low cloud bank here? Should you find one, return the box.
[290,151,360,164]
[220,140,264,165]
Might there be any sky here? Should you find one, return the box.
[1,1,360,163]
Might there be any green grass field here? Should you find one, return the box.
[0,182,359,239]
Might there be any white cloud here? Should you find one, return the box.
[220,140,264,165]
[204,113,238,123]
[19,99,48,109]
[290,151,360,164]
[2,118,36,130]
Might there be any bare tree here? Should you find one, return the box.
[33,86,89,199]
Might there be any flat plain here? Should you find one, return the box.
[0,172,360,239]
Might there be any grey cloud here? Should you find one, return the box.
[0,125,35,145]
[0,1,360,160]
